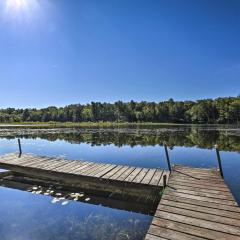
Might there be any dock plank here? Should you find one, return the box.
[125,168,142,182]
[101,165,124,179]
[117,167,136,181]
[132,168,149,183]
[141,169,156,184]
[159,199,240,220]
[94,165,117,178]
[150,170,163,186]
[108,166,130,180]
[152,217,240,240]
[156,205,240,227]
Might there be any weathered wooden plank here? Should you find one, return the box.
[94,165,117,178]
[148,224,204,240]
[24,157,57,168]
[145,234,168,240]
[69,162,96,174]
[141,169,156,184]
[132,168,149,183]
[65,160,91,171]
[152,217,240,240]
[42,161,71,171]
[168,182,234,197]
[14,157,51,168]
[157,205,240,227]
[160,199,240,220]
[101,165,124,179]
[55,161,86,172]
[169,175,225,184]
[172,169,220,178]
[80,163,106,176]
[117,167,136,181]
[168,178,230,192]
[174,165,218,173]
[164,191,238,206]
[149,170,163,186]
[108,166,130,180]
[85,164,111,177]
[0,155,26,164]
[166,187,236,201]
[34,158,66,168]
[162,194,240,213]
[2,155,40,165]
[0,153,29,162]
[173,166,220,174]
[155,210,240,235]
[125,168,143,182]
[171,172,223,181]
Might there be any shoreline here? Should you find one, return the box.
[0,122,239,129]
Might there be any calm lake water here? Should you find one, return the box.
[0,125,239,240]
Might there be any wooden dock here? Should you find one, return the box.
[0,153,169,201]
[145,165,240,240]
[0,153,239,239]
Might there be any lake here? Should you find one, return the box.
[0,125,239,240]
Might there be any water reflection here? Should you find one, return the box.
[0,171,152,240]
[0,171,159,215]
[0,125,239,151]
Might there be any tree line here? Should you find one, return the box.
[0,96,239,124]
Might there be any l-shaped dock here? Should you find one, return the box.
[0,152,239,240]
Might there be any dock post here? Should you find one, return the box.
[164,143,172,172]
[163,174,167,189]
[215,145,223,178]
[18,139,22,158]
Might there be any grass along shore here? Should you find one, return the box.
[0,121,238,129]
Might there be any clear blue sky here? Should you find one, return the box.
[0,0,239,108]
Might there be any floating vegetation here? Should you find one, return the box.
[70,193,84,201]
[51,198,60,204]
[61,201,69,206]
[26,184,89,206]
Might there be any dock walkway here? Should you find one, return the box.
[0,153,169,197]
[145,165,240,240]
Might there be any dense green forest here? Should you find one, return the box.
[0,97,239,124]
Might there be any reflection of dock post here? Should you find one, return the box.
[215,145,223,178]
[18,139,22,158]
[164,143,172,172]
